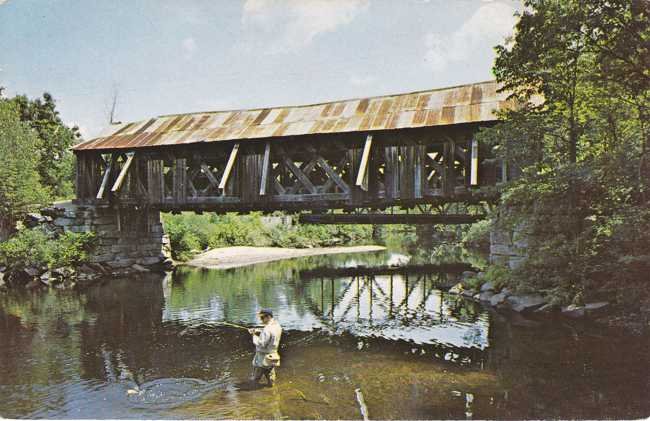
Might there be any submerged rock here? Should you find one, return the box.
[585,302,610,318]
[132,264,150,273]
[562,304,586,319]
[507,294,546,313]
[535,303,560,314]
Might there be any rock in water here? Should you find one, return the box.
[562,304,586,319]
[479,291,494,302]
[585,302,610,318]
[490,292,508,306]
[131,264,150,273]
[507,294,546,313]
[535,303,560,314]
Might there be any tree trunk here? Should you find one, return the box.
[0,217,14,242]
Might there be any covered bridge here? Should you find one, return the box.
[73,80,512,214]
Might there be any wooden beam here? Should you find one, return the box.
[219,143,239,190]
[316,156,350,194]
[299,213,485,225]
[260,141,271,195]
[200,163,220,189]
[282,155,317,194]
[470,139,479,186]
[110,153,134,193]
[96,154,114,199]
[355,134,373,191]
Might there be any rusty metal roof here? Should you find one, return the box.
[73,80,512,151]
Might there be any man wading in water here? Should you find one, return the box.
[249,309,282,387]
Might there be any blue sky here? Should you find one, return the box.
[0,0,521,139]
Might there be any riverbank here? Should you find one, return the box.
[185,245,386,270]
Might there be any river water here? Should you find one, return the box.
[0,247,648,419]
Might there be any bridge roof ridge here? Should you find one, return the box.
[73,80,514,152]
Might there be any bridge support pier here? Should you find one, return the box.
[47,202,170,270]
[489,221,529,270]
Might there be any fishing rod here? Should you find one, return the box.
[217,321,255,330]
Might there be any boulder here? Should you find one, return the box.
[584,302,610,318]
[490,292,509,306]
[449,283,464,295]
[501,288,513,296]
[24,212,47,228]
[461,271,477,280]
[40,271,53,286]
[507,294,546,313]
[480,282,495,292]
[24,266,43,277]
[461,288,477,298]
[131,264,150,273]
[535,303,560,314]
[78,264,97,275]
[479,291,495,302]
[562,304,586,319]
[52,267,74,278]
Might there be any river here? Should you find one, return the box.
[0,246,648,419]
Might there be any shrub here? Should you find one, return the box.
[0,229,95,268]
[161,212,374,261]
[461,219,492,250]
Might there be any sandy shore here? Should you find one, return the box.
[185,245,386,270]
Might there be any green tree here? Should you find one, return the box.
[10,92,81,199]
[478,0,650,304]
[0,101,49,240]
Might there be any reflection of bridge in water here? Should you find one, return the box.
[303,272,490,349]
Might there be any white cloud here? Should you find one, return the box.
[0,0,9,5]
[424,1,517,72]
[182,37,197,59]
[242,0,370,54]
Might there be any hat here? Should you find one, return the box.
[258,308,273,317]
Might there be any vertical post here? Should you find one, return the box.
[384,145,399,200]
[172,157,187,204]
[470,139,479,186]
[444,138,456,195]
[260,141,271,196]
[356,134,373,191]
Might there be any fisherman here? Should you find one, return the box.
[249,308,282,387]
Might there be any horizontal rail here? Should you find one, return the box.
[298,213,486,225]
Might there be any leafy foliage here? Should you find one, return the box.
[479,0,650,304]
[0,229,95,269]
[162,212,373,261]
[10,93,81,199]
[0,101,49,239]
